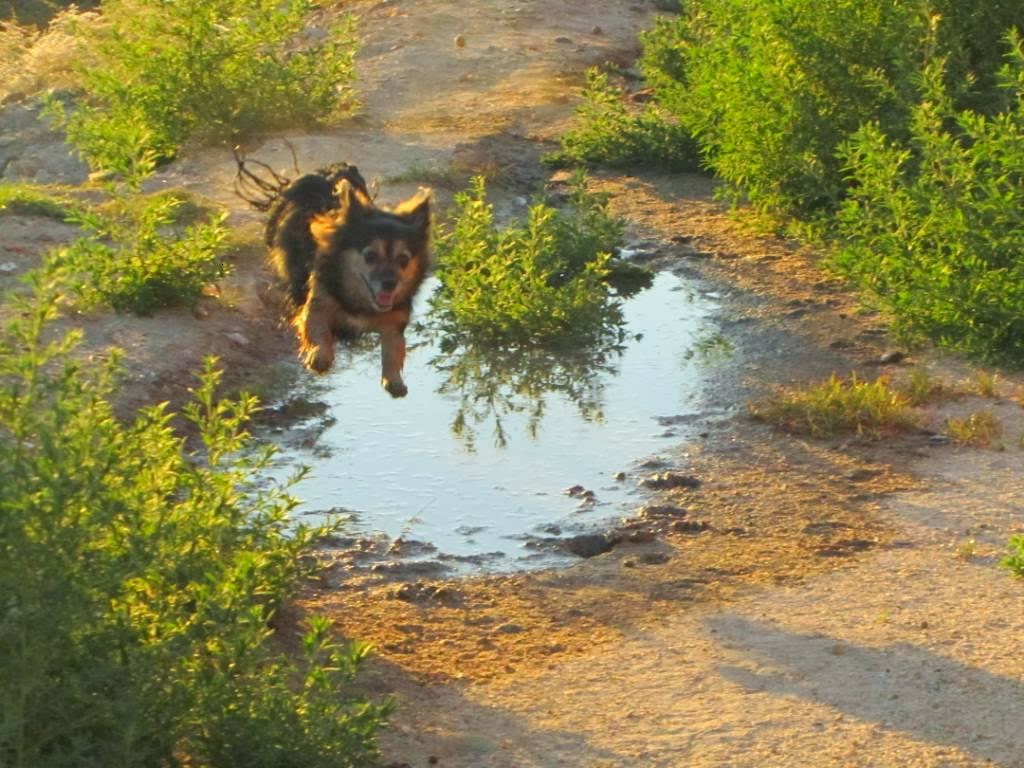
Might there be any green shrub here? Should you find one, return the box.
[55,191,231,314]
[1004,535,1024,577]
[832,38,1024,363]
[0,273,389,767]
[549,68,701,171]
[639,0,1022,216]
[46,0,358,184]
[433,173,634,346]
[641,0,926,215]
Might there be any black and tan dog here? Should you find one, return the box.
[238,156,431,397]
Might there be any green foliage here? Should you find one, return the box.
[0,181,78,220]
[639,0,1022,215]
[1004,535,1024,577]
[641,0,928,215]
[433,173,634,347]
[0,274,389,767]
[832,38,1024,364]
[47,0,358,184]
[55,191,231,314]
[549,68,701,171]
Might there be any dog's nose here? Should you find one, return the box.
[381,278,398,292]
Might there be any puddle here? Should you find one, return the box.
[263,270,721,571]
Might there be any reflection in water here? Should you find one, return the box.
[426,332,626,451]
[262,272,720,567]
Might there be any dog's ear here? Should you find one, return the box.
[337,179,371,221]
[309,212,339,251]
[393,187,432,232]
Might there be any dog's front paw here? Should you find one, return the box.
[382,377,408,398]
[303,345,334,374]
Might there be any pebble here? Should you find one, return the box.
[641,472,702,490]
[877,350,906,364]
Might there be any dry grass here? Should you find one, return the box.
[750,372,920,438]
[945,410,1004,448]
[0,9,95,101]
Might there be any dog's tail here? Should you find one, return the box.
[232,146,294,212]
[233,145,370,209]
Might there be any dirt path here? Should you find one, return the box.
[5,1,1024,765]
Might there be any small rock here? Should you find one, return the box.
[226,332,250,347]
[561,533,612,558]
[639,552,671,565]
[639,504,687,519]
[625,530,656,543]
[845,468,880,482]
[0,262,17,274]
[877,350,906,365]
[614,471,627,482]
[554,35,574,44]
[495,622,525,634]
[454,33,466,47]
[591,25,604,35]
[641,472,702,491]
[673,520,710,534]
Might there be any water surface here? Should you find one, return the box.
[265,271,720,570]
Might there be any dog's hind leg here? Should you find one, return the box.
[379,323,408,398]
[293,282,339,374]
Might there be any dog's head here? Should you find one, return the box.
[311,182,431,313]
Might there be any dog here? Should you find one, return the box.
[238,155,431,397]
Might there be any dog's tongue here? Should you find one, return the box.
[376,290,395,308]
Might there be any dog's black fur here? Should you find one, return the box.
[235,154,430,397]
[264,163,369,309]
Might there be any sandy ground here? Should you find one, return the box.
[4,1,1024,766]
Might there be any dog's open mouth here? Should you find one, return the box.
[374,290,395,310]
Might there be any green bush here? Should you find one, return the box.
[0,274,389,767]
[1004,534,1024,577]
[548,68,701,171]
[639,0,1022,216]
[832,39,1024,363]
[46,0,358,184]
[432,173,632,347]
[55,191,231,314]
[641,0,927,215]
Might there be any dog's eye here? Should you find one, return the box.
[396,251,411,268]
[363,249,379,265]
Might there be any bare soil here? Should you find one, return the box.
[5,1,1024,766]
